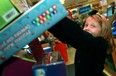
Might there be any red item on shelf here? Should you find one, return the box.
[55,43,68,63]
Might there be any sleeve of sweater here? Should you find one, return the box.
[48,17,94,49]
[48,17,108,50]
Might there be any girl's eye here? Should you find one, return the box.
[85,24,88,27]
[91,25,96,28]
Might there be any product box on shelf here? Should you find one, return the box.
[0,0,19,30]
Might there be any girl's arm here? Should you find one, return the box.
[48,17,93,49]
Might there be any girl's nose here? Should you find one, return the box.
[83,26,90,31]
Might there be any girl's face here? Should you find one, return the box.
[83,16,102,37]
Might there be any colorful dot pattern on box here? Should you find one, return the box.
[32,5,57,26]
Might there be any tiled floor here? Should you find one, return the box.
[66,64,75,76]
[66,47,76,76]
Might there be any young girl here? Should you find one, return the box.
[48,14,116,76]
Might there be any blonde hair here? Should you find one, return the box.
[86,14,116,52]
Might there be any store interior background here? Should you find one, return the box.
[1,0,116,76]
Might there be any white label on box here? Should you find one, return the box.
[3,8,19,22]
[36,69,46,76]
